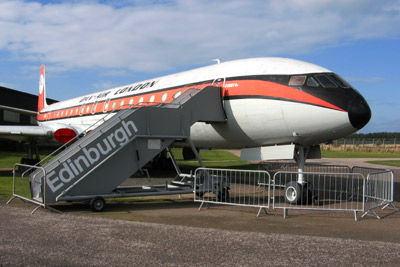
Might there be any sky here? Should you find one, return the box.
[0,0,399,133]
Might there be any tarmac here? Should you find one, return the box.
[1,158,400,266]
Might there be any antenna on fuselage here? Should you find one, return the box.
[212,59,221,64]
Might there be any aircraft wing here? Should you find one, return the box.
[0,103,54,143]
[0,125,54,142]
[0,104,38,116]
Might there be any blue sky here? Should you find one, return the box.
[0,0,399,133]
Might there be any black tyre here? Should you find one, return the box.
[90,197,106,212]
[302,183,314,205]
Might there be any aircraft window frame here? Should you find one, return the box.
[289,75,306,86]
[306,76,319,87]
[149,95,155,103]
[175,91,181,98]
[327,74,350,88]
[314,74,338,88]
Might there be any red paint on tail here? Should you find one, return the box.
[38,64,47,112]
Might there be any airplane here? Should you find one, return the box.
[0,57,371,204]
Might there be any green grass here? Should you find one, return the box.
[0,149,258,200]
[367,160,400,167]
[0,151,54,168]
[0,176,13,200]
[173,149,259,170]
[321,150,400,158]
[3,148,398,201]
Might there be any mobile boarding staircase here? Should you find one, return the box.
[15,86,226,212]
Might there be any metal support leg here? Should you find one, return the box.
[187,139,205,167]
[166,147,181,175]
[6,196,16,205]
[295,146,308,185]
[257,207,268,217]
[198,201,205,211]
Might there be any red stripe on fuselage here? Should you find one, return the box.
[37,79,344,122]
[223,80,344,111]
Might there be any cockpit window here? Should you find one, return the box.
[289,75,306,86]
[314,74,338,88]
[327,74,350,88]
[306,76,319,87]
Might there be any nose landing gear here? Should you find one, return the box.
[283,146,316,205]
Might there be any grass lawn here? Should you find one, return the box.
[366,160,400,167]
[1,148,398,201]
[173,149,259,171]
[321,150,400,158]
[0,176,13,200]
[0,149,258,200]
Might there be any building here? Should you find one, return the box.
[0,86,58,150]
[0,86,57,126]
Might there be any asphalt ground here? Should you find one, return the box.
[1,158,400,266]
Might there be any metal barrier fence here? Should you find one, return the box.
[362,170,399,219]
[194,166,398,221]
[6,163,47,214]
[261,161,351,174]
[272,171,365,221]
[194,168,271,216]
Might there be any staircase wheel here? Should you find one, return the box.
[90,197,106,212]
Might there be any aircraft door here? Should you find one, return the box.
[212,77,227,98]
[212,77,225,88]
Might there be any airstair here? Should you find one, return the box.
[28,86,226,210]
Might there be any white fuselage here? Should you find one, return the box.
[37,58,362,148]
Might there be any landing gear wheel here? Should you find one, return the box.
[90,197,106,212]
[284,181,302,205]
[284,182,314,205]
[302,183,314,205]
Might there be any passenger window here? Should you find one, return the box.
[306,77,319,87]
[289,76,306,86]
[314,74,338,88]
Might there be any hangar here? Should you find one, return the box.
[0,86,57,150]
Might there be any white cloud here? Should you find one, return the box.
[0,0,399,72]
[0,82,16,88]
[347,77,386,83]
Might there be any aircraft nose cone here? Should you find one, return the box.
[347,93,371,129]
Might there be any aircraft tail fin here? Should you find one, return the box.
[38,64,47,112]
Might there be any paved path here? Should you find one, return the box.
[1,205,400,266]
[2,156,400,266]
